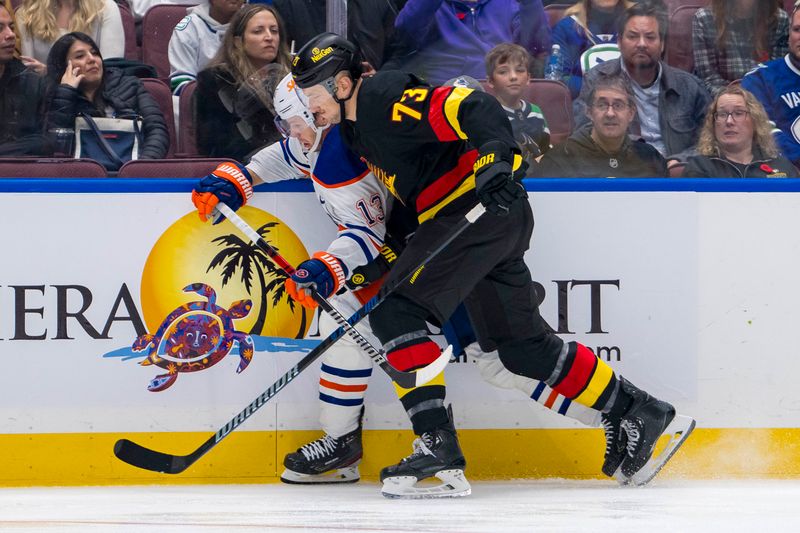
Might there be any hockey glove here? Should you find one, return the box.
[285,252,348,309]
[191,162,254,223]
[345,235,402,290]
[474,141,527,216]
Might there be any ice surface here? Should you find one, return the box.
[0,479,798,532]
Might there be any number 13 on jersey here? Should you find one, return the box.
[392,88,428,122]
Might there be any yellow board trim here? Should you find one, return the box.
[3,428,800,486]
[574,358,614,407]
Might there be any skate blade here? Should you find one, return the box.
[381,469,471,499]
[613,414,696,487]
[280,465,360,485]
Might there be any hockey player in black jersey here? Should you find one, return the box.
[291,32,695,498]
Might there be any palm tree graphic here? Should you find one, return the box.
[206,222,307,338]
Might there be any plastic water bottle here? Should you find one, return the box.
[544,44,562,81]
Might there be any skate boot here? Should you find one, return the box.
[380,407,471,499]
[600,411,627,478]
[614,377,696,486]
[280,424,362,484]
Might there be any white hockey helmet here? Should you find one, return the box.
[273,73,317,138]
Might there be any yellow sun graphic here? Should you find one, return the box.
[140,206,310,339]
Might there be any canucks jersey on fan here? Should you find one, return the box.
[741,56,800,164]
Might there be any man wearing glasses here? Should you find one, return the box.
[575,0,711,168]
[741,2,800,171]
[534,73,667,177]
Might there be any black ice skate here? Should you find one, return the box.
[380,407,471,499]
[612,377,696,487]
[280,423,362,484]
[600,411,627,478]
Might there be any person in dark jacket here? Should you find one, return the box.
[44,32,169,162]
[534,72,667,177]
[272,0,404,72]
[195,4,291,162]
[0,2,49,156]
[682,86,799,178]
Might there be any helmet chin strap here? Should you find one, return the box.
[324,75,355,122]
[307,122,329,153]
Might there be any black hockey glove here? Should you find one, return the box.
[474,141,527,216]
[345,233,403,290]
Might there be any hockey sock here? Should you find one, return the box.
[548,342,619,412]
[386,332,448,435]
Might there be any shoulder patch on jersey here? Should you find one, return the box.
[175,16,191,32]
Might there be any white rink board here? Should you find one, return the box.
[0,186,798,434]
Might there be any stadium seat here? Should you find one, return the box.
[481,79,574,145]
[118,1,140,61]
[141,78,177,158]
[665,4,707,73]
[544,3,571,28]
[664,0,709,15]
[176,80,199,158]
[668,162,687,177]
[0,158,107,177]
[141,4,193,80]
[525,80,573,145]
[117,158,238,178]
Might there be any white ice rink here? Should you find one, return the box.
[1,479,798,532]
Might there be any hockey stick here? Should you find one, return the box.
[113,202,486,474]
[216,202,448,389]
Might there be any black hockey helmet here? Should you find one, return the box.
[291,32,363,89]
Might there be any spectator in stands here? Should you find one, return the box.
[484,43,550,171]
[692,0,789,96]
[534,73,667,177]
[16,0,124,75]
[740,4,800,169]
[44,32,169,161]
[391,0,552,85]
[576,0,711,165]
[551,0,633,99]
[168,0,244,96]
[195,4,289,161]
[0,1,49,156]
[2,0,19,55]
[682,86,799,178]
[272,0,403,72]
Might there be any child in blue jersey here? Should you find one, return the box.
[485,43,551,173]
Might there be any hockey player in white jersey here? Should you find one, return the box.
[191,73,605,495]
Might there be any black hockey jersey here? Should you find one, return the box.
[341,70,519,223]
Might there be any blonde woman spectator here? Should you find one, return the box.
[16,0,124,74]
[692,0,788,96]
[195,4,290,161]
[168,0,244,95]
[682,86,798,178]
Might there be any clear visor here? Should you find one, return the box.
[274,115,313,139]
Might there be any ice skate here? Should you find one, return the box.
[612,377,696,487]
[600,411,627,478]
[380,408,470,499]
[281,424,362,484]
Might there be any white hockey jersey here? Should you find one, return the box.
[247,125,388,290]
[168,4,228,95]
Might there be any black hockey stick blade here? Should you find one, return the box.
[114,438,193,474]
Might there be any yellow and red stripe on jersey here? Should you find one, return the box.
[428,86,473,142]
[552,343,615,409]
[416,149,478,223]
